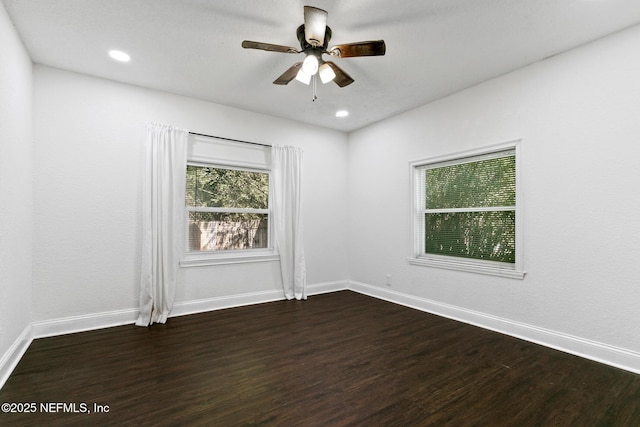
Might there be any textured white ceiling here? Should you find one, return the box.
[4,0,640,131]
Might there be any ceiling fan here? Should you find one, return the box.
[242,6,386,88]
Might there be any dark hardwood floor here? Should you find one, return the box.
[1,291,639,426]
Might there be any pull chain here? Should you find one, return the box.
[312,74,318,102]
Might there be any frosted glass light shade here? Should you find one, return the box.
[319,63,336,84]
[302,55,319,75]
[304,6,327,46]
[295,69,312,85]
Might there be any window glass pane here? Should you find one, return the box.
[425,211,515,263]
[426,155,515,209]
[188,212,269,252]
[186,165,269,209]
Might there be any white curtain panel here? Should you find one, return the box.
[136,123,188,326]
[271,145,307,300]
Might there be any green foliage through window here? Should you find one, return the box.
[426,157,515,209]
[422,151,516,263]
[185,165,269,252]
[186,165,268,209]
[424,211,515,263]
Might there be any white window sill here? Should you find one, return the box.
[408,257,526,279]
[180,252,280,267]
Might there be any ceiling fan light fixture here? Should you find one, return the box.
[295,68,312,85]
[242,5,385,90]
[319,62,336,84]
[302,54,319,75]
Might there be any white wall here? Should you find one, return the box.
[348,25,640,354]
[32,66,349,322]
[0,3,33,380]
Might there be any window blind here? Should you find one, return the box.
[416,149,516,263]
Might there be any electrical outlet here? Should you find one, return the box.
[385,274,392,286]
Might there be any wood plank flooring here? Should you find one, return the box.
[1,291,639,426]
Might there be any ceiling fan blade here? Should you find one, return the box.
[324,62,354,87]
[304,6,327,46]
[242,40,300,54]
[273,62,303,85]
[329,40,386,58]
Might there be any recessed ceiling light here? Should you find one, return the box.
[109,50,130,62]
[336,110,349,118]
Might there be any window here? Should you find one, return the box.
[180,133,278,267]
[409,141,524,278]
[186,164,270,251]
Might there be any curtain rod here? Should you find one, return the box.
[189,132,271,148]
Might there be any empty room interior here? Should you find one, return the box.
[2,1,640,425]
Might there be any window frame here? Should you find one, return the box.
[180,137,278,267]
[408,140,525,279]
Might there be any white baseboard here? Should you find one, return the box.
[348,280,640,375]
[31,308,139,339]
[0,325,33,390]
[170,289,284,318]
[171,280,348,317]
[307,280,350,295]
[30,280,349,339]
